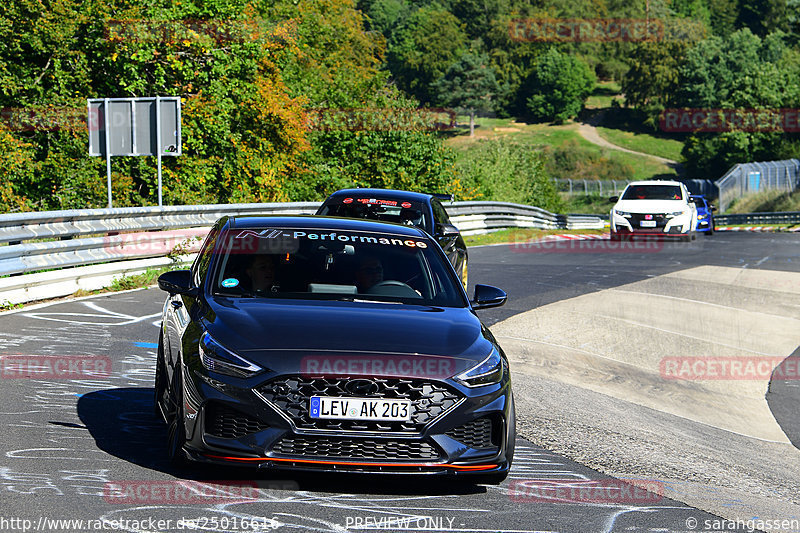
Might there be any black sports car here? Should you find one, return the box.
[155,215,515,483]
[316,189,469,290]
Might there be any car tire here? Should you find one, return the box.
[707,222,714,235]
[691,231,697,241]
[166,364,188,467]
[609,233,621,242]
[154,335,168,422]
[681,233,691,242]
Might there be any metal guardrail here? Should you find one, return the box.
[717,159,800,212]
[715,211,800,226]
[0,201,605,280]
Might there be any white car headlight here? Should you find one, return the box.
[456,347,505,387]
[614,210,631,218]
[200,332,263,378]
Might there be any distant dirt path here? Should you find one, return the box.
[578,110,684,175]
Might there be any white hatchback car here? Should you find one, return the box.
[610,181,698,242]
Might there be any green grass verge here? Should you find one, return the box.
[560,193,615,215]
[595,126,684,161]
[726,190,800,214]
[585,81,622,109]
[464,227,606,247]
[449,123,677,183]
[107,266,176,292]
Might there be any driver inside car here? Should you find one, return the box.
[354,255,384,293]
[245,254,280,294]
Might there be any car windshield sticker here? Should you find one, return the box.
[221,278,240,288]
[355,198,397,206]
[234,230,427,248]
[401,202,412,208]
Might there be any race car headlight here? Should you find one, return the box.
[456,348,505,387]
[614,210,631,218]
[668,211,686,217]
[697,214,706,220]
[199,332,263,378]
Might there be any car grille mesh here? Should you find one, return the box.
[445,417,496,449]
[205,403,269,439]
[271,435,440,461]
[629,213,668,228]
[256,376,461,433]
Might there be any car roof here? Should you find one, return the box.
[324,188,439,202]
[225,214,429,238]
[625,180,683,186]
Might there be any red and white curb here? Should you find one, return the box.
[716,226,799,232]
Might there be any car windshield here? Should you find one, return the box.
[318,197,428,230]
[622,185,684,201]
[210,227,465,307]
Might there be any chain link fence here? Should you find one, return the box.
[716,159,800,212]
[555,179,717,198]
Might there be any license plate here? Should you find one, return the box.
[309,396,411,421]
[640,220,657,227]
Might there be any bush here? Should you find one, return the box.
[454,140,563,212]
[541,140,634,182]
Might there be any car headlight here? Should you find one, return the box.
[614,210,631,218]
[199,332,263,378]
[697,214,706,220]
[669,211,686,216]
[456,347,505,387]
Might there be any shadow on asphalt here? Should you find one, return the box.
[77,387,486,496]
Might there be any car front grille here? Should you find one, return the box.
[445,417,497,449]
[256,376,461,433]
[205,403,269,439]
[271,435,441,461]
[629,213,668,228]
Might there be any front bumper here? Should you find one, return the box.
[611,212,691,236]
[179,370,513,475]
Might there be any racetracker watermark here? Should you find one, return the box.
[103,480,296,504]
[660,108,800,133]
[305,107,456,132]
[301,355,456,379]
[511,233,669,253]
[1,355,112,379]
[659,356,798,380]
[509,479,664,504]
[103,229,208,257]
[1,107,91,132]
[509,18,663,42]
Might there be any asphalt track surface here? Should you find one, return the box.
[1,232,797,533]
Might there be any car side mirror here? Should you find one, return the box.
[472,284,507,310]
[437,223,461,238]
[158,270,199,297]
[609,196,619,203]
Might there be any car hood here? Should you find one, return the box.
[202,297,493,377]
[614,199,691,213]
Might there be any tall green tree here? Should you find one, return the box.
[432,50,499,136]
[525,49,596,124]
[672,29,800,176]
[385,5,467,103]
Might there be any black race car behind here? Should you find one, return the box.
[316,189,469,289]
[155,215,515,483]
